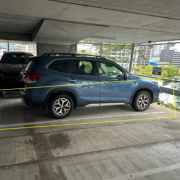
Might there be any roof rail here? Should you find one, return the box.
[43,53,105,59]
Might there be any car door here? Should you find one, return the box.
[66,59,101,104]
[96,61,132,103]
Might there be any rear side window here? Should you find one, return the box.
[25,60,38,73]
[48,60,68,73]
[69,60,95,76]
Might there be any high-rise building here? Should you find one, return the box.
[160,44,175,63]
[137,46,152,65]
[150,44,165,60]
[172,52,180,67]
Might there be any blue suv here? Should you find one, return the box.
[20,53,160,119]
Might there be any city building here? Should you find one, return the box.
[0,41,37,57]
[150,44,166,62]
[172,52,180,67]
[157,62,170,66]
[0,42,8,50]
[28,45,37,55]
[160,44,175,63]
[18,45,27,52]
[9,43,18,51]
[137,45,152,65]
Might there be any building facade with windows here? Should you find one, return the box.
[172,52,180,67]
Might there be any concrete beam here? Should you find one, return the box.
[37,43,77,55]
[0,32,31,41]
[1,0,180,44]
[34,19,107,45]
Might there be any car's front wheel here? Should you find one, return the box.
[48,94,74,119]
[131,91,151,111]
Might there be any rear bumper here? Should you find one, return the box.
[19,90,42,107]
[19,89,46,107]
[19,90,31,106]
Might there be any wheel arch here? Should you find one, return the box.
[43,88,78,109]
[130,87,154,104]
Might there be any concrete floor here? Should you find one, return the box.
[0,92,180,180]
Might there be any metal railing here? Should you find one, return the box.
[132,74,180,109]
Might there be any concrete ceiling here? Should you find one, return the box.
[0,0,180,45]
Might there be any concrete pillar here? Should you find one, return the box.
[129,44,135,73]
[37,43,77,56]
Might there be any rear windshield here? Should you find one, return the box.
[0,53,31,64]
[25,59,38,73]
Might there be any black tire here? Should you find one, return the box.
[131,91,151,111]
[48,94,74,119]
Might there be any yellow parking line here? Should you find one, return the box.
[0,77,173,91]
[0,77,176,131]
[0,116,176,131]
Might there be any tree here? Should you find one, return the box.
[133,65,153,76]
[133,65,180,78]
[101,43,132,62]
[77,49,88,55]
[0,45,3,50]
[161,66,179,77]
[78,41,154,65]
[79,40,133,62]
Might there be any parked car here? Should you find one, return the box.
[20,53,160,119]
[0,52,33,94]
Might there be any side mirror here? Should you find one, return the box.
[123,73,127,80]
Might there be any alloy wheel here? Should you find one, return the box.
[137,94,149,110]
[53,98,71,116]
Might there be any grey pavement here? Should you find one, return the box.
[0,93,180,180]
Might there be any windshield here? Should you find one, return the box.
[0,53,29,64]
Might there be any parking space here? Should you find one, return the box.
[0,92,175,130]
[1,0,180,179]
[0,92,180,179]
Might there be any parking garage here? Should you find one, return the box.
[1,1,180,180]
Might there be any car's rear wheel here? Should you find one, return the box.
[48,94,74,119]
[131,91,151,111]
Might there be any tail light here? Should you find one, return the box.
[26,100,33,106]
[25,74,42,84]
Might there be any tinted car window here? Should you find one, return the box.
[48,60,68,73]
[25,59,38,73]
[1,53,28,64]
[97,61,124,78]
[69,60,95,76]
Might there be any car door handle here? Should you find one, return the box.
[69,79,76,82]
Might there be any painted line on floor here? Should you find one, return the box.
[0,77,172,91]
[0,111,165,128]
[0,116,176,131]
[108,162,180,180]
[0,77,176,131]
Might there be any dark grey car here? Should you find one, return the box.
[0,52,33,93]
